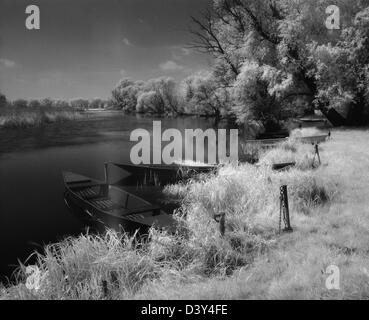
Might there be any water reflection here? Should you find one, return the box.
[0,113,225,279]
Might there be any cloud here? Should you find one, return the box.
[122,38,133,46]
[170,46,192,60]
[120,69,127,77]
[180,47,191,56]
[0,58,16,68]
[159,60,184,72]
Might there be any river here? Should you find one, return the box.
[0,112,227,281]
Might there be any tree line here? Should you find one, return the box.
[0,95,113,110]
[111,0,369,128]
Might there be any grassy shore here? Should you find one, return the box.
[2,128,369,300]
[0,106,83,129]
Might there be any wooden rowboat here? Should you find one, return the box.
[272,162,296,171]
[111,162,217,186]
[294,135,329,144]
[63,171,177,233]
[244,134,329,148]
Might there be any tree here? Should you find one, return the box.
[0,92,7,108]
[182,71,230,119]
[190,0,369,126]
[12,99,28,108]
[89,98,105,109]
[145,77,181,115]
[112,78,145,112]
[28,99,41,108]
[312,7,369,124]
[39,98,54,108]
[232,62,287,129]
[136,91,165,114]
[52,100,71,109]
[70,98,89,110]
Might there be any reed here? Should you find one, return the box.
[0,106,82,129]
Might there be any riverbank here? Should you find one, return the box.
[0,106,83,129]
[2,129,369,299]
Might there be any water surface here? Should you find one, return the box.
[0,112,221,280]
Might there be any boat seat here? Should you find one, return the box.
[75,188,104,200]
[67,179,92,185]
[120,205,161,217]
[88,198,121,211]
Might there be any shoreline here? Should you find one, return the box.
[2,128,368,299]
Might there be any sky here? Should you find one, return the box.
[0,0,212,100]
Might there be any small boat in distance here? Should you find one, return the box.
[112,161,217,186]
[294,135,329,144]
[63,171,177,233]
[244,134,329,149]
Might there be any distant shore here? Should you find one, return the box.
[0,106,84,129]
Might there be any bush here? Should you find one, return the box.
[136,91,164,114]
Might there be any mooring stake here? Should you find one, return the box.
[312,143,321,167]
[214,212,226,236]
[104,162,109,185]
[315,144,321,165]
[279,185,293,233]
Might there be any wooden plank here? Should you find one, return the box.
[272,162,296,171]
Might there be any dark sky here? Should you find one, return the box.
[0,0,211,100]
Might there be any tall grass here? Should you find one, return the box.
[0,106,82,129]
[239,127,327,166]
[1,131,347,300]
[3,231,161,300]
[258,140,320,170]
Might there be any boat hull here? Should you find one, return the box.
[112,163,216,186]
[62,172,177,234]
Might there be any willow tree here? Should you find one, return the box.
[190,0,369,126]
[182,71,231,120]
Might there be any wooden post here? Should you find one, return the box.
[103,163,110,197]
[104,162,109,185]
[214,212,226,236]
[280,185,293,233]
[315,144,321,165]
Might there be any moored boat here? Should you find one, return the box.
[63,171,177,233]
[111,162,217,186]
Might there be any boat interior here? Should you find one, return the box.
[66,178,161,217]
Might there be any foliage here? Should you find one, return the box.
[11,99,28,108]
[188,0,369,126]
[112,77,181,116]
[112,78,145,113]
[0,92,7,108]
[182,71,231,118]
[69,98,89,110]
[312,6,369,124]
